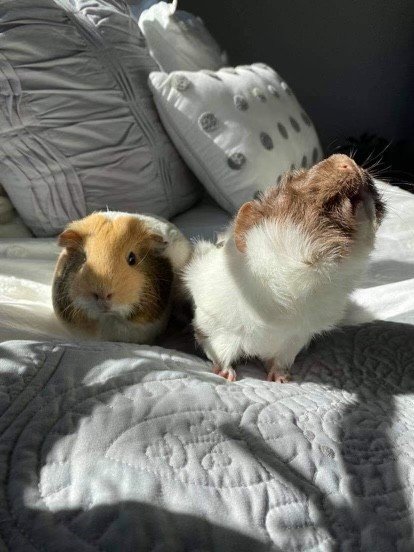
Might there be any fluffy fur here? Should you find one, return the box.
[53,212,191,344]
[184,154,385,382]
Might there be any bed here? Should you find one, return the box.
[0,181,414,551]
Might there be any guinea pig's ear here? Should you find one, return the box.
[58,226,83,251]
[148,233,168,254]
[234,201,262,253]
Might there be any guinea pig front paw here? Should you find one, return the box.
[212,364,237,382]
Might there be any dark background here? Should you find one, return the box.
[180,0,413,151]
[135,0,414,183]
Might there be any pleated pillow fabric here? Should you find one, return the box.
[149,64,322,213]
[0,0,198,237]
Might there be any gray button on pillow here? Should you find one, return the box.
[0,0,199,237]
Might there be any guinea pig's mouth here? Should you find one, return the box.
[74,295,132,319]
[299,166,385,263]
[97,303,133,318]
[74,297,109,318]
[110,303,134,318]
[348,172,385,223]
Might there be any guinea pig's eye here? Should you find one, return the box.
[127,252,137,266]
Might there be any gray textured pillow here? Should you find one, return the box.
[0,0,199,237]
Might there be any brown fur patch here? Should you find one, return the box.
[128,252,173,324]
[234,202,261,253]
[234,154,385,261]
[52,249,98,334]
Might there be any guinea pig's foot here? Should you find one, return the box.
[266,363,290,383]
[213,364,237,382]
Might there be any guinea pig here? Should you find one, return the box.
[52,211,192,344]
[184,154,385,382]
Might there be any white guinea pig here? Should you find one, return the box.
[53,211,192,344]
[184,154,385,382]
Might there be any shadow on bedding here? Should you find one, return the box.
[361,259,414,287]
[20,501,268,552]
[1,321,413,550]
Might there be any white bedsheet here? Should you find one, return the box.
[0,182,413,344]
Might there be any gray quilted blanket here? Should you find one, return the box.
[1,321,413,551]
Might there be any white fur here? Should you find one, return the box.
[73,296,133,320]
[184,202,377,377]
[72,295,170,344]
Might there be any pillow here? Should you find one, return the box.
[129,0,159,19]
[138,0,228,72]
[0,186,14,224]
[0,0,199,237]
[149,63,322,213]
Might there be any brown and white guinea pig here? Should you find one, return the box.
[52,211,192,344]
[184,154,385,382]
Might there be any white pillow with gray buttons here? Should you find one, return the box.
[149,63,322,213]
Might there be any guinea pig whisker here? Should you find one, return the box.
[372,158,390,172]
[365,159,383,173]
[364,140,393,168]
[136,248,151,267]
[71,305,83,317]
[367,164,392,180]
[326,137,341,154]
[361,147,377,168]
[363,157,385,174]
[349,146,357,160]
[60,304,70,315]
[376,139,393,159]
[60,302,75,317]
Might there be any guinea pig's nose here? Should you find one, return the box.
[332,154,358,173]
[93,292,113,302]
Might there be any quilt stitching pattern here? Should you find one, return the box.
[0,321,414,550]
